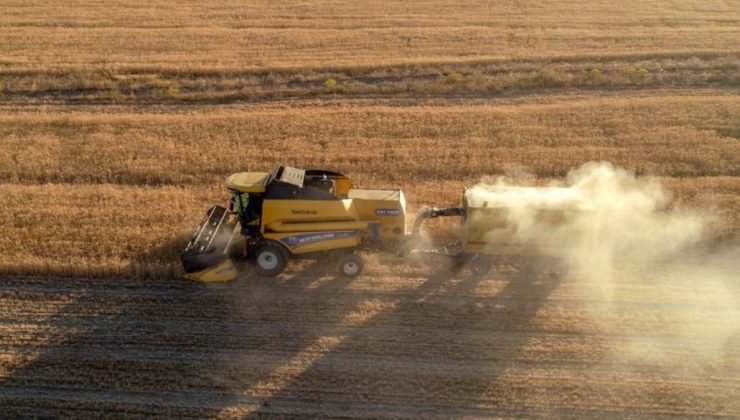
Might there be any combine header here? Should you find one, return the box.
[181,165,576,281]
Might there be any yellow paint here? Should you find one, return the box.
[260,189,405,245]
[349,188,407,241]
[265,220,370,232]
[462,194,585,255]
[182,259,238,282]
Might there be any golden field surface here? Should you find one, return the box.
[1,94,738,278]
[1,0,739,417]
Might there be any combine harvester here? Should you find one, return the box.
[181,165,584,281]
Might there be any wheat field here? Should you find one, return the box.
[1,0,740,417]
[1,94,738,278]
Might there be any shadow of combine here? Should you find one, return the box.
[0,236,240,416]
[0,237,388,416]
[0,235,564,417]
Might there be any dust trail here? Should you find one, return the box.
[466,162,740,366]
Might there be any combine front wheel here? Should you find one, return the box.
[255,241,288,277]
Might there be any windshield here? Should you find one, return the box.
[231,192,248,216]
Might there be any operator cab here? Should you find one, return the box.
[224,171,268,228]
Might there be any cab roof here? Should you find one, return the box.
[225,172,270,193]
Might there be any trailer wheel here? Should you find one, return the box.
[255,241,288,277]
[468,254,492,276]
[338,253,364,278]
[382,238,400,252]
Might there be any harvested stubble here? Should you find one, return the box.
[0,0,739,103]
[1,0,738,69]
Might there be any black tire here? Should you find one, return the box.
[255,241,289,277]
[382,238,400,252]
[337,253,364,278]
[468,254,492,276]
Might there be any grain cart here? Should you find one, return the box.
[409,185,588,274]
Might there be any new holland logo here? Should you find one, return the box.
[281,231,356,248]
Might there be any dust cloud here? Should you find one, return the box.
[466,162,740,366]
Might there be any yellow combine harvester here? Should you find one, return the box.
[181,165,406,281]
[181,165,579,281]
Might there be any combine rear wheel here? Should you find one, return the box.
[338,253,364,278]
[255,241,288,277]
